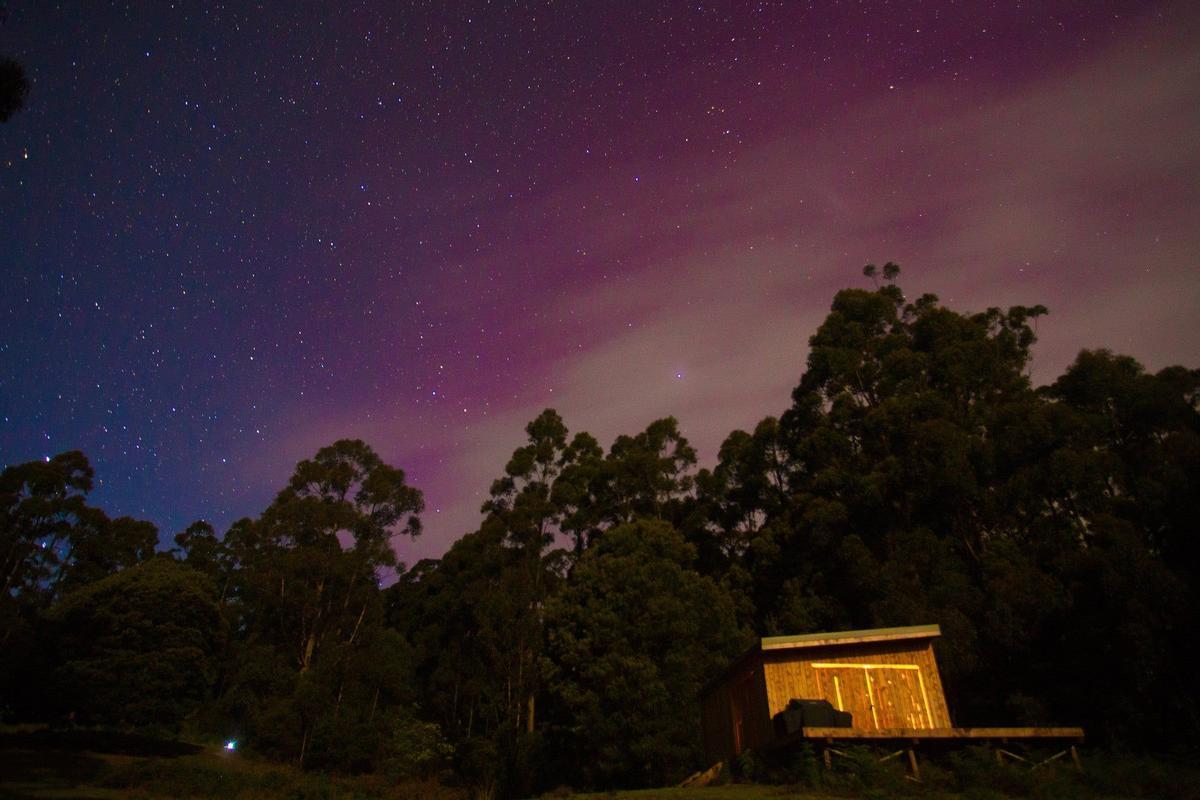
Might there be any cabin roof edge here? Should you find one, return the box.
[760,624,942,651]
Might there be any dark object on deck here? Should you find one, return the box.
[774,699,852,736]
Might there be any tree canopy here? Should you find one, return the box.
[544,518,743,788]
[48,557,224,729]
[2,269,1197,795]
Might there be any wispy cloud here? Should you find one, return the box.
[260,17,1200,560]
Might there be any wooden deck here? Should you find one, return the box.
[800,726,1085,741]
[769,726,1087,779]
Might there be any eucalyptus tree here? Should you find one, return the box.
[390,410,593,795]
[594,417,697,529]
[1,451,156,631]
[212,439,423,767]
[543,518,743,789]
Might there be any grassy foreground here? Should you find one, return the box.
[0,753,834,800]
[567,789,834,800]
[2,729,1197,800]
[557,746,1199,800]
[0,732,459,800]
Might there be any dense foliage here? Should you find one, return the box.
[2,271,1197,796]
[544,518,742,788]
[48,558,224,730]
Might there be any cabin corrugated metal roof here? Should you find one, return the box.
[760,624,941,651]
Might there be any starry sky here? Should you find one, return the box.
[2,1,1199,564]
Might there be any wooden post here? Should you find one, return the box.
[995,747,1004,765]
[906,748,921,782]
[823,747,832,769]
[1032,750,1067,769]
[1070,745,1083,772]
[999,749,1028,764]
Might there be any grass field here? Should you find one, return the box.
[0,752,846,800]
[1,747,127,798]
[0,737,459,800]
[566,789,837,799]
[2,728,1197,800]
[0,752,832,800]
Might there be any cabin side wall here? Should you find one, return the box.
[700,681,735,765]
[700,658,774,763]
[761,640,951,729]
[742,661,774,752]
[920,641,951,726]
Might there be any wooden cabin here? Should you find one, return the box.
[701,624,1084,773]
[701,625,951,763]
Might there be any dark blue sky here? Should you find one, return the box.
[3,1,1198,563]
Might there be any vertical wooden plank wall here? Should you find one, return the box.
[760,641,951,729]
[704,635,954,762]
[700,681,734,764]
[743,663,774,751]
[921,642,952,726]
[701,661,777,762]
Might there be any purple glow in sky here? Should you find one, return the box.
[2,2,1198,563]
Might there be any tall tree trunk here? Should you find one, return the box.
[2,542,30,595]
[300,631,318,672]
[514,646,523,728]
[298,722,311,768]
[347,603,367,645]
[2,535,48,597]
[46,541,75,602]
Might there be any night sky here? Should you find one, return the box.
[2,2,1198,564]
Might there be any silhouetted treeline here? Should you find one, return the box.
[0,2,30,123]
[3,270,1197,796]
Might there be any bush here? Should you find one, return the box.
[791,744,823,786]
[1077,751,1200,800]
[380,713,453,780]
[833,746,913,795]
[48,559,224,731]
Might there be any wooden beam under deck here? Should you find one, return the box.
[800,726,1085,741]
